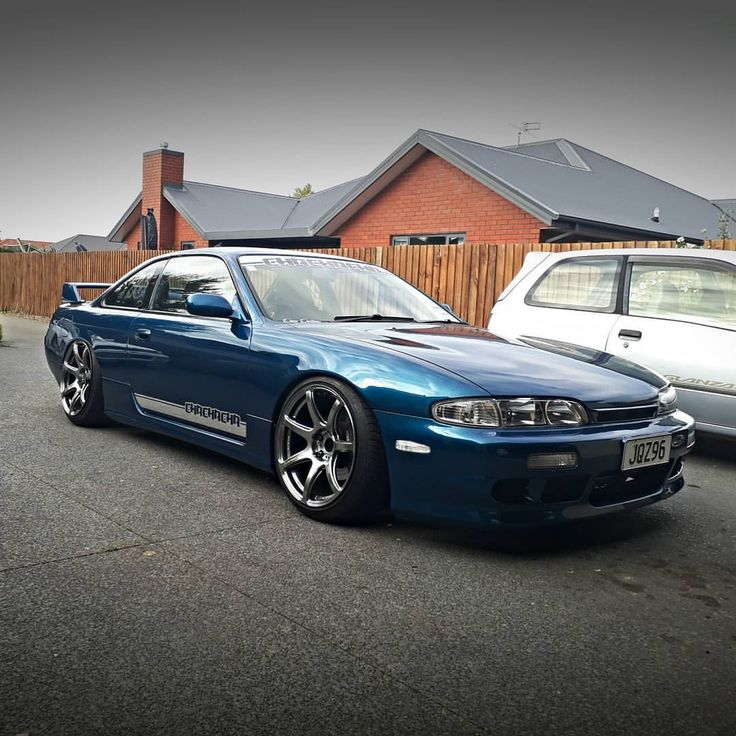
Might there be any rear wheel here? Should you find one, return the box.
[60,340,108,427]
[275,377,388,523]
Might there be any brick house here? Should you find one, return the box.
[108,130,729,250]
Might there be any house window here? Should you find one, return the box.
[181,241,195,250]
[391,233,465,246]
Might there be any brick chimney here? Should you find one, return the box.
[141,143,184,249]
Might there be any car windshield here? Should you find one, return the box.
[240,255,459,323]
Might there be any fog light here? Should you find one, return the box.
[527,452,578,470]
[671,432,686,448]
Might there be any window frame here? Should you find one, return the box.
[148,254,243,319]
[98,254,249,321]
[391,233,466,246]
[180,241,195,250]
[622,255,736,333]
[524,255,625,314]
[100,259,166,312]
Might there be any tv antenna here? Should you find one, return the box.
[510,121,541,146]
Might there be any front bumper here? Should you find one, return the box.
[375,409,695,527]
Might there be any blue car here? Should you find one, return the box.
[45,248,695,527]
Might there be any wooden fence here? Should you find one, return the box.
[1,240,734,326]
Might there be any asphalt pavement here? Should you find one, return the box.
[1,313,734,736]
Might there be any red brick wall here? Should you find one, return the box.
[333,151,545,246]
[173,213,208,249]
[122,211,207,250]
[122,222,142,251]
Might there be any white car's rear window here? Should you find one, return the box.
[527,258,621,313]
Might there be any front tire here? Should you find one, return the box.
[275,377,388,523]
[60,340,109,427]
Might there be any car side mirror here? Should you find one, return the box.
[186,293,234,319]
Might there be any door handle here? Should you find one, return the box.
[618,329,642,340]
[135,328,152,340]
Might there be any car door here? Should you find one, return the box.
[126,254,253,444]
[92,259,165,411]
[490,255,624,351]
[604,255,736,434]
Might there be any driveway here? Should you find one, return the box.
[1,313,734,736]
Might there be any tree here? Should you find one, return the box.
[292,183,313,199]
[717,210,733,239]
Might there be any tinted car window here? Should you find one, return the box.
[628,261,736,329]
[151,256,237,314]
[104,261,162,309]
[528,258,621,312]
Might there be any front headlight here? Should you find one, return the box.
[432,398,588,428]
[657,385,678,415]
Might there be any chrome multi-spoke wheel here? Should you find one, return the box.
[58,339,107,427]
[276,383,357,508]
[61,341,93,416]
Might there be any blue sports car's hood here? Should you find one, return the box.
[297,323,665,407]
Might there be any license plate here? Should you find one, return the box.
[621,435,671,470]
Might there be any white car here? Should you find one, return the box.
[489,248,736,438]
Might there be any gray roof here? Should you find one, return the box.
[51,234,128,253]
[712,198,736,213]
[313,130,726,242]
[109,129,729,243]
[163,183,299,240]
[119,177,369,241]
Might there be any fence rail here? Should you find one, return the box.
[1,240,734,325]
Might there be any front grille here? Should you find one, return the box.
[590,404,658,424]
[589,465,670,506]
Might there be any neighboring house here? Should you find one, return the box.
[109,131,732,251]
[50,234,128,253]
[0,238,52,252]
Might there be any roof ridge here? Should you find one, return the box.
[422,132,556,218]
[179,180,297,200]
[425,131,586,170]
[422,128,571,153]
[502,137,573,149]
[300,175,366,198]
[281,198,301,227]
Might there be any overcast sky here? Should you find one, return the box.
[1,0,734,242]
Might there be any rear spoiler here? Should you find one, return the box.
[61,282,111,304]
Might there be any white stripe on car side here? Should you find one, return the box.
[134,393,247,439]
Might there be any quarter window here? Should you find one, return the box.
[527,258,621,312]
[391,233,465,246]
[151,256,237,314]
[104,261,162,309]
[627,261,736,329]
